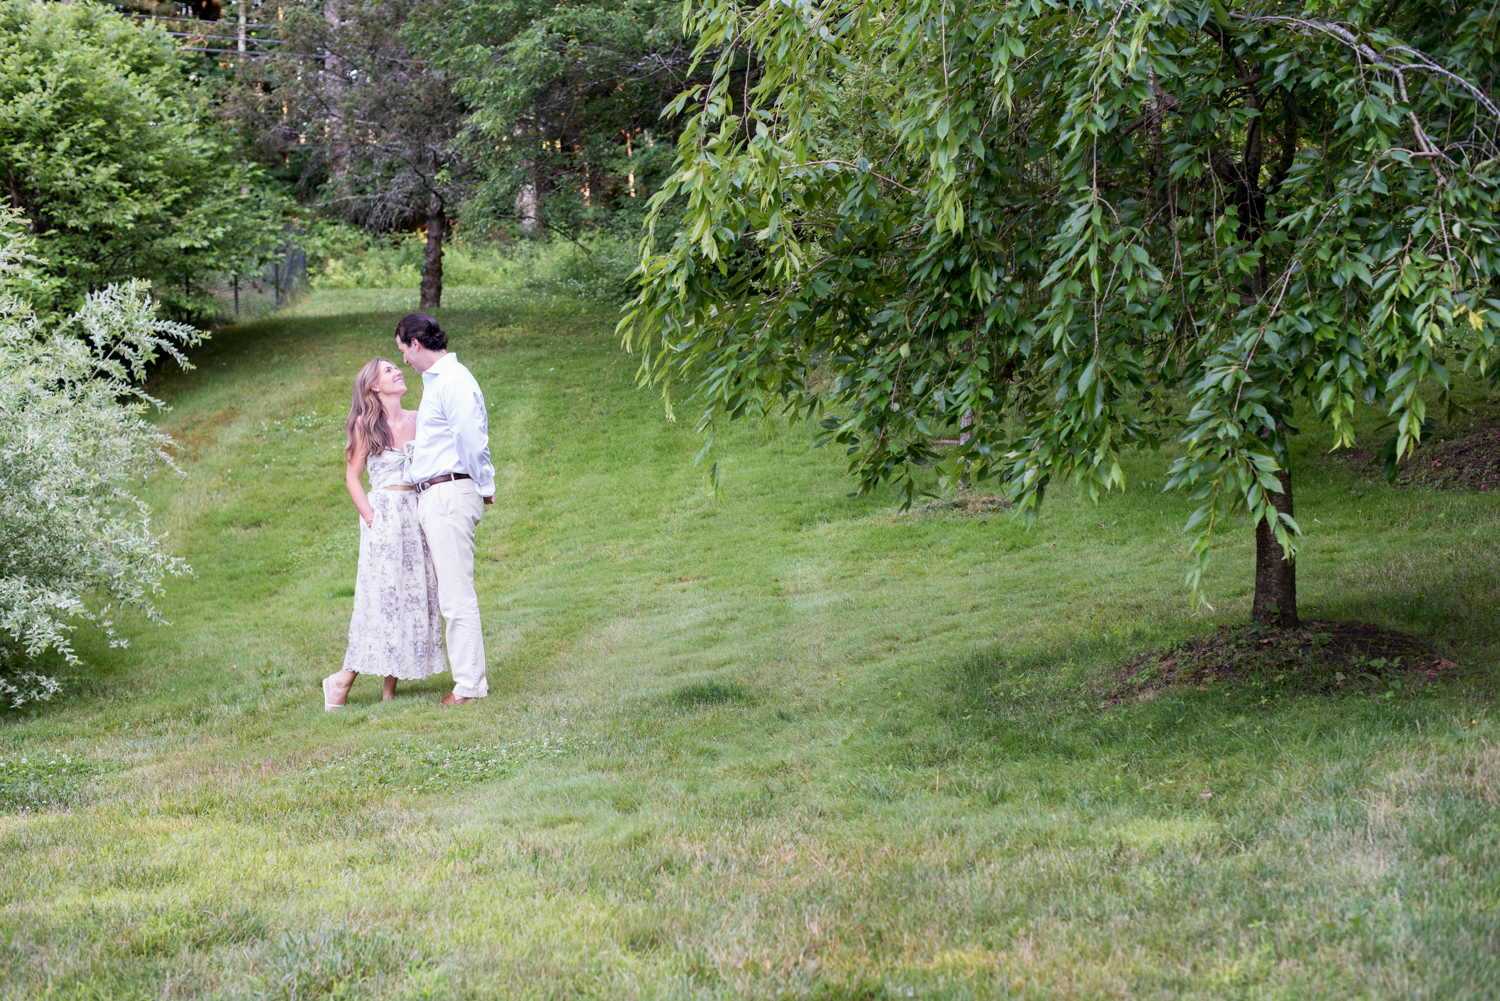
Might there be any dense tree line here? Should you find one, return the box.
[228,0,473,308]
[0,0,708,313]
[0,0,277,317]
[421,0,709,239]
[227,0,717,307]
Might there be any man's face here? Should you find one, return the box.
[396,336,433,372]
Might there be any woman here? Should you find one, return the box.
[322,358,446,709]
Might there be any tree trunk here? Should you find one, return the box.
[957,407,974,490]
[1251,461,1298,627]
[515,126,540,232]
[420,195,445,310]
[322,2,349,180]
[516,179,539,232]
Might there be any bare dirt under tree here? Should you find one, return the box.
[1346,413,1500,492]
[913,493,1011,517]
[1109,620,1462,704]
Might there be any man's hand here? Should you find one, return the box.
[483,496,494,505]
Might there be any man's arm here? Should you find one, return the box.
[449,375,495,501]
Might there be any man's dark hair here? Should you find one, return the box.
[395,313,448,351]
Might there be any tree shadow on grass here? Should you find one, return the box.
[921,615,1485,769]
[1330,539,1500,651]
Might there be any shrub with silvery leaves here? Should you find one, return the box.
[0,215,197,707]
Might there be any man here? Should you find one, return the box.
[395,312,494,705]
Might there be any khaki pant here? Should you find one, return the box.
[417,479,487,698]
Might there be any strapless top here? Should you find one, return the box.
[366,447,413,490]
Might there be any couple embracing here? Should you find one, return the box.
[322,313,493,710]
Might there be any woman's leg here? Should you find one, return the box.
[325,668,357,708]
[383,676,397,700]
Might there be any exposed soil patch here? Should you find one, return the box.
[162,407,238,461]
[913,493,1011,517]
[1344,417,1500,492]
[1110,620,1461,703]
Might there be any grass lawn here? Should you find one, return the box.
[1,285,1498,1000]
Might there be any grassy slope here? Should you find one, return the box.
[1,287,1497,1000]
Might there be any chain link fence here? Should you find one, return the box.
[207,243,309,321]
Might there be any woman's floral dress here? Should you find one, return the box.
[342,448,446,679]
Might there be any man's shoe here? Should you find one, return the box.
[440,692,476,706]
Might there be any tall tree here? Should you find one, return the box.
[239,0,471,308]
[0,0,276,317]
[623,0,1500,624]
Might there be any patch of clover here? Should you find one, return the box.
[0,751,118,813]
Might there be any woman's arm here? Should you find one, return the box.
[346,453,374,526]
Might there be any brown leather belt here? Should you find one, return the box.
[413,473,471,494]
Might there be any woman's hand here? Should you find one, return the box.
[346,453,376,528]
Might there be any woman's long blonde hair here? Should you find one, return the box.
[345,358,396,462]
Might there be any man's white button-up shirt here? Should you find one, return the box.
[407,353,495,497]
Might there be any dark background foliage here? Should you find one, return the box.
[0,0,277,318]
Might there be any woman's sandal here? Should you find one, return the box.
[322,674,347,711]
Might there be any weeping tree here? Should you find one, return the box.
[623,0,1500,624]
[238,0,472,308]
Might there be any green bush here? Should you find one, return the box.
[0,0,279,318]
[0,216,195,706]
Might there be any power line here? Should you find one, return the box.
[159,29,284,43]
[116,7,424,65]
[117,11,277,30]
[178,45,305,56]
[117,9,283,57]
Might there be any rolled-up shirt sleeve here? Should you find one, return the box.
[450,378,495,498]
